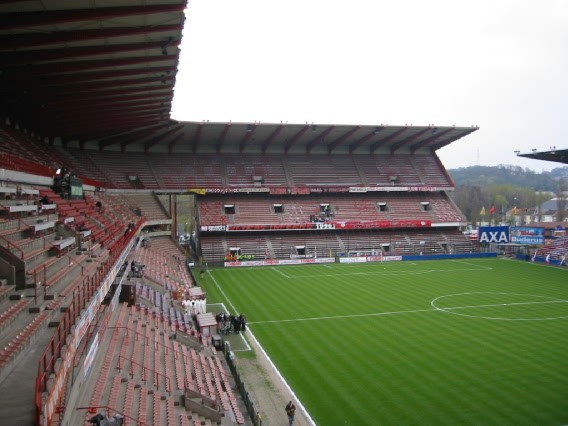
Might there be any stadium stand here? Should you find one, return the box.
[196,189,470,263]
[52,150,457,191]
[533,236,568,262]
[0,119,478,425]
[197,192,463,226]
[0,1,486,424]
[75,302,241,425]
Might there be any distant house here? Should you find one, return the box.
[533,198,568,223]
[505,207,531,226]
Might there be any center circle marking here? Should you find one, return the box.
[430,292,568,321]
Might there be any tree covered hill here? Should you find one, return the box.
[446,164,568,224]
[447,165,568,192]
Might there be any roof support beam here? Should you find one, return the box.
[260,124,284,154]
[49,80,174,101]
[56,117,164,140]
[0,40,181,67]
[239,123,257,153]
[305,125,335,154]
[430,128,478,151]
[284,125,310,153]
[38,109,165,126]
[168,132,185,153]
[389,127,431,154]
[47,92,173,108]
[48,110,167,129]
[0,5,186,30]
[326,125,358,153]
[409,127,452,153]
[216,123,232,153]
[369,127,408,154]
[1,56,178,78]
[190,123,204,153]
[144,124,184,152]
[41,88,173,105]
[349,127,383,154]
[49,114,164,135]
[54,104,168,120]
[0,24,180,50]
[52,115,169,136]
[5,67,176,88]
[61,119,163,141]
[53,99,168,113]
[118,123,174,150]
[96,122,168,148]
[5,76,175,97]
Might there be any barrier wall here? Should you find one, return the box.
[223,253,497,268]
[516,254,565,266]
[402,252,497,261]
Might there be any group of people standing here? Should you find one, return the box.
[215,312,247,334]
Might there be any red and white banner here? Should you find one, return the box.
[349,185,452,192]
[224,257,335,267]
[339,256,367,263]
[202,219,431,233]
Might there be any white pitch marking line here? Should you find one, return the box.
[271,266,291,278]
[442,299,568,311]
[207,270,239,316]
[207,282,252,352]
[245,328,317,425]
[249,308,435,324]
[431,292,568,321]
[206,275,251,351]
[248,299,568,325]
[272,267,491,279]
[450,259,493,270]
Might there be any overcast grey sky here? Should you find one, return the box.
[171,0,568,172]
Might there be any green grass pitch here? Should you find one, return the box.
[197,258,568,425]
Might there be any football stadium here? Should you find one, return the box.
[0,1,567,426]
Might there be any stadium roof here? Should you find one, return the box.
[517,148,568,165]
[0,1,478,155]
[152,121,479,155]
[0,0,187,141]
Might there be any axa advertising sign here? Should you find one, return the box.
[478,226,510,243]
